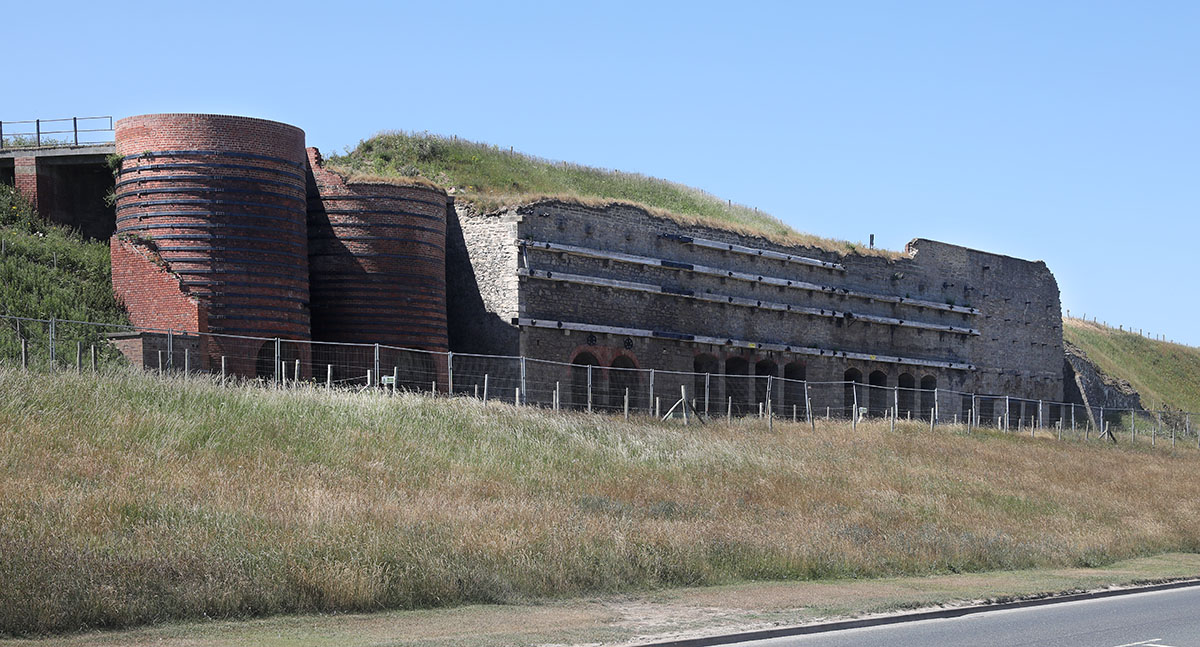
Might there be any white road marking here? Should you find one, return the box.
[1110,640,1174,647]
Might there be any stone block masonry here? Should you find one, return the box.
[449,199,1064,418]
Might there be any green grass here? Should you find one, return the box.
[5,367,1200,636]
[326,132,889,255]
[0,184,129,366]
[1065,317,1200,412]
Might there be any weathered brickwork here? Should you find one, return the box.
[449,199,1064,416]
[111,114,311,376]
[306,148,449,351]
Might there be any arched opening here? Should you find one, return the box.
[570,352,600,410]
[783,361,806,419]
[754,359,778,414]
[897,373,916,418]
[725,357,750,416]
[608,355,640,411]
[255,340,300,381]
[868,370,888,417]
[920,375,937,420]
[693,354,719,415]
[844,368,863,419]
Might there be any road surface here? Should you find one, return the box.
[741,585,1200,647]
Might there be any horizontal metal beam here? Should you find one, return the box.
[517,317,976,371]
[660,233,844,271]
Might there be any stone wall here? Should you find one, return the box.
[449,198,1064,416]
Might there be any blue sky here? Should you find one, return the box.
[8,1,1199,344]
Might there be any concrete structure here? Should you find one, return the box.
[0,144,116,239]
[449,199,1064,418]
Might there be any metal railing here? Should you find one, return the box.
[0,116,114,149]
[0,312,1194,449]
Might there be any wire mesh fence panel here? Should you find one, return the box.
[452,352,522,403]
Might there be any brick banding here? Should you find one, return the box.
[112,113,311,377]
[306,147,448,352]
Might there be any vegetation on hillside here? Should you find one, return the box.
[326,132,894,256]
[4,368,1200,635]
[0,184,128,365]
[1065,317,1200,413]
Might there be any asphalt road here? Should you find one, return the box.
[742,585,1200,647]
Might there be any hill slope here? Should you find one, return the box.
[326,132,887,255]
[3,368,1200,635]
[1064,317,1200,413]
[0,184,128,364]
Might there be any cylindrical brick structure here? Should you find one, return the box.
[306,148,449,354]
[112,114,310,376]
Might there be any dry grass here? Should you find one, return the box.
[3,367,1200,637]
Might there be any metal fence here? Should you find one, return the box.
[0,116,114,149]
[1,313,1196,448]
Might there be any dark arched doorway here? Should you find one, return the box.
[571,352,600,410]
[920,375,937,420]
[868,370,888,417]
[844,368,862,419]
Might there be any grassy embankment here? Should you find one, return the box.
[4,367,1200,636]
[326,132,895,256]
[1064,317,1200,413]
[0,184,128,365]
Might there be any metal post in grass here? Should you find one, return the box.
[157,350,163,375]
[519,357,527,405]
[447,351,454,395]
[930,408,935,432]
[1004,396,1010,432]
[656,397,661,418]
[90,345,96,372]
[75,341,81,373]
[221,356,227,383]
[373,343,380,387]
[682,385,690,426]
[326,364,332,389]
[727,396,732,423]
[893,386,899,426]
[273,338,281,385]
[586,364,593,413]
[484,374,490,405]
[648,369,655,413]
[793,404,797,422]
[804,382,813,429]
[366,370,372,388]
[1038,400,1044,429]
[391,366,397,395]
[293,359,299,383]
[704,373,711,417]
[21,338,27,370]
[852,380,858,430]
[967,408,973,434]
[624,388,629,420]
[49,318,55,366]
[934,388,939,423]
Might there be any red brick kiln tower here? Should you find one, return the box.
[110,114,311,377]
[305,148,449,385]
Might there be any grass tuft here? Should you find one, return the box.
[1065,317,1200,412]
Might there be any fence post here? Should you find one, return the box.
[373,343,380,387]
[221,356,227,383]
[893,386,898,426]
[933,388,939,423]
[1099,406,1104,440]
[805,383,814,431]
[930,408,935,432]
[765,376,772,431]
[727,396,732,423]
[49,317,56,366]
[656,397,661,418]
[326,364,332,388]
[294,359,300,383]
[704,373,711,417]
[515,387,521,405]
[852,380,858,431]
[75,341,81,373]
[648,369,655,414]
[168,328,174,372]
[73,116,78,146]
[1004,396,1010,432]
[682,385,690,426]
[184,348,190,375]
[553,380,558,410]
[447,351,454,395]
[1038,400,1043,429]
[586,364,593,413]
[484,374,490,404]
[90,345,96,372]
[520,357,527,405]
[624,388,629,420]
[157,350,163,375]
[21,338,27,370]
[274,338,281,385]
